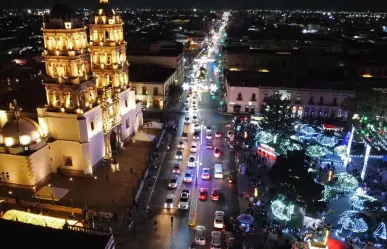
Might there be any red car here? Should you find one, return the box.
[172,164,180,174]
[214,147,221,158]
[211,188,220,201]
[215,131,222,138]
[199,188,208,201]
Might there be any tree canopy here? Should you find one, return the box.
[260,93,294,131]
[268,150,324,209]
[342,90,387,120]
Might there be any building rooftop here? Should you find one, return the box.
[0,219,111,249]
[223,45,341,56]
[225,70,387,92]
[130,64,175,83]
[127,49,183,57]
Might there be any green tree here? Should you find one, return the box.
[342,90,387,120]
[268,151,324,209]
[260,93,293,131]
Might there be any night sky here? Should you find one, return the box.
[0,0,387,12]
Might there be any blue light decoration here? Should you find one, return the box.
[337,211,368,234]
[343,130,351,146]
[271,200,295,221]
[237,214,254,225]
[316,134,339,147]
[361,143,371,180]
[349,194,380,211]
[374,222,387,240]
[256,131,274,144]
[299,124,318,136]
[334,145,347,157]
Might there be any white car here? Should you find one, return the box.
[178,190,190,209]
[206,126,212,133]
[184,107,189,113]
[213,211,224,229]
[193,106,198,111]
[184,170,193,183]
[227,130,234,138]
[194,124,200,131]
[164,194,174,209]
[178,140,184,149]
[195,226,206,245]
[188,156,196,167]
[210,231,222,249]
[206,133,212,140]
[168,177,178,189]
[184,100,189,106]
[202,168,211,180]
[191,144,197,153]
[192,115,198,123]
[185,117,190,124]
[193,95,197,100]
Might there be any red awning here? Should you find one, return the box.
[323,124,335,129]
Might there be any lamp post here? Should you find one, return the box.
[0,172,9,196]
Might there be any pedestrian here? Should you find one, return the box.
[130,167,133,174]
[170,216,174,225]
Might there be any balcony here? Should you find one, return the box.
[236,97,243,101]
[295,100,302,104]
[250,97,257,102]
[307,101,315,105]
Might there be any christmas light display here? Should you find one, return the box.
[346,127,355,156]
[306,145,329,157]
[334,145,347,157]
[2,209,82,229]
[279,139,303,155]
[256,131,274,144]
[271,200,295,221]
[300,125,318,135]
[327,173,358,192]
[316,134,338,147]
[374,222,387,240]
[349,194,379,210]
[361,143,371,180]
[337,211,369,233]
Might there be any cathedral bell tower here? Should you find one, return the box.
[42,4,98,114]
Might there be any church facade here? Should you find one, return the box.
[0,0,143,189]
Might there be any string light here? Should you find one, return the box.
[374,222,387,240]
[279,139,303,155]
[256,131,274,144]
[334,145,347,157]
[349,194,379,210]
[299,124,318,135]
[316,134,338,147]
[361,143,371,180]
[326,173,358,192]
[337,211,368,233]
[306,145,329,157]
[271,200,294,221]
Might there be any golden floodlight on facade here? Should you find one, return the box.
[1,209,83,229]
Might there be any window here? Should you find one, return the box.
[153,87,159,96]
[133,87,137,94]
[125,100,128,108]
[333,97,337,106]
[296,95,300,101]
[251,93,256,101]
[237,93,243,101]
[90,121,95,131]
[126,119,130,129]
[105,31,109,40]
[64,156,73,166]
[142,86,147,95]
[319,96,324,104]
[309,97,314,104]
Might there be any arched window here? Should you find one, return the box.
[142,86,147,95]
[153,87,159,96]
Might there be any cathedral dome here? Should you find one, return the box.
[92,0,116,18]
[0,118,44,147]
[49,3,77,20]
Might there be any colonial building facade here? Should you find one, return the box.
[0,0,142,188]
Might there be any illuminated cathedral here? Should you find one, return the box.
[0,0,143,188]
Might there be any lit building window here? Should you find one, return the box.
[64,22,72,29]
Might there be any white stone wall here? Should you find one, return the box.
[48,140,85,173]
[0,153,32,186]
[29,145,52,184]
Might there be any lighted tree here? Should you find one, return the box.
[342,90,387,120]
[260,93,293,132]
[268,150,324,210]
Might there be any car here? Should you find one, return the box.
[206,141,213,149]
[199,188,208,201]
[181,189,190,197]
[193,131,200,140]
[182,132,188,140]
[192,101,197,106]
[195,226,206,245]
[185,117,190,124]
[164,194,174,209]
[193,95,197,100]
[194,124,200,131]
[184,100,189,106]
[168,177,178,189]
[188,156,196,167]
[184,170,193,183]
[184,107,189,113]
[175,150,183,160]
[202,168,211,180]
[213,211,225,229]
[193,106,198,111]
[206,125,212,133]
[206,133,212,140]
[215,131,222,138]
[172,164,180,174]
[211,189,220,201]
[214,147,221,158]
[192,115,198,123]
[178,191,190,209]
[210,231,222,249]
[178,140,184,149]
[191,144,197,153]
[227,130,234,138]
